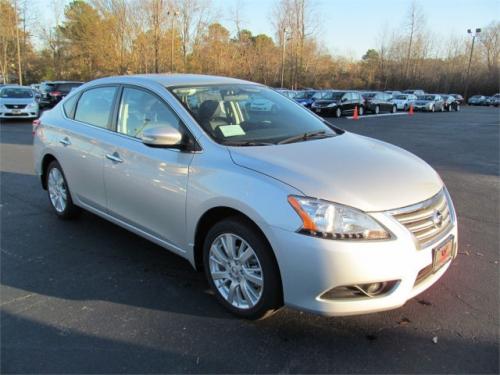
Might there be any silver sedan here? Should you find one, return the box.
[34,74,458,319]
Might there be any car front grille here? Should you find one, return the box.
[389,189,453,249]
[5,104,27,109]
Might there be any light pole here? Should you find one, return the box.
[167,10,180,72]
[280,27,288,89]
[464,28,481,101]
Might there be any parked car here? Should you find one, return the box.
[484,96,495,106]
[33,74,458,320]
[403,89,425,96]
[439,95,460,112]
[248,97,276,112]
[467,95,487,106]
[293,90,318,108]
[362,92,397,114]
[391,94,417,111]
[39,81,83,108]
[450,94,464,104]
[384,90,401,98]
[492,93,500,107]
[311,90,365,117]
[275,89,296,99]
[413,94,445,112]
[0,85,40,119]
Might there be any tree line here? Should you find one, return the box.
[0,0,498,96]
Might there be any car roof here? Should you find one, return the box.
[86,74,258,88]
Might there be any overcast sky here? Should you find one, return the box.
[32,0,499,59]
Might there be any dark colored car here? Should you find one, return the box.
[451,94,464,104]
[362,92,397,114]
[310,91,365,118]
[467,95,487,106]
[439,94,460,112]
[293,90,318,108]
[39,81,83,108]
[492,93,500,107]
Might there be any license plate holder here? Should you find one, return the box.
[432,237,454,272]
[12,109,21,114]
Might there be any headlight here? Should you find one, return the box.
[288,196,391,240]
[326,102,337,108]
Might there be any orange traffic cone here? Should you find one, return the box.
[353,105,359,120]
[408,104,414,116]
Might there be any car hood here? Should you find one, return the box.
[229,132,442,212]
[0,98,36,105]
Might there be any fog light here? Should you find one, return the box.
[365,282,383,294]
[320,280,400,300]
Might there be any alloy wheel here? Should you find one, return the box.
[208,233,264,310]
[48,167,67,213]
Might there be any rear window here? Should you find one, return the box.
[54,83,82,93]
[394,95,408,99]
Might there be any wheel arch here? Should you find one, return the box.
[193,206,283,302]
[40,153,57,190]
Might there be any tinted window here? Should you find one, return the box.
[54,83,82,93]
[75,87,117,128]
[117,88,184,139]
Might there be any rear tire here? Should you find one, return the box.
[374,105,380,115]
[391,105,397,113]
[46,160,80,219]
[335,107,342,118]
[203,217,283,320]
[358,106,364,116]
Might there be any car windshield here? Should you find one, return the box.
[0,88,33,98]
[362,93,377,98]
[294,91,314,99]
[312,91,325,99]
[171,84,339,146]
[321,91,344,100]
[418,95,435,100]
[394,95,408,99]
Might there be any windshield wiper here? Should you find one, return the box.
[224,141,274,147]
[278,130,334,145]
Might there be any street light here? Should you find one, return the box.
[464,28,481,100]
[280,27,289,89]
[167,9,180,72]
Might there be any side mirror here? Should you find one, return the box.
[141,125,183,148]
[341,97,348,102]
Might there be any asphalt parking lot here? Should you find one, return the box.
[1,106,499,373]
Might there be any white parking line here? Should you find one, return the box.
[346,112,409,119]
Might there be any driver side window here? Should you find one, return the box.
[117,87,182,139]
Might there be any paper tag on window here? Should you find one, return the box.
[219,125,246,137]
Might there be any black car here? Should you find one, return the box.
[439,94,460,111]
[450,94,464,104]
[362,92,397,114]
[310,91,365,118]
[39,81,83,108]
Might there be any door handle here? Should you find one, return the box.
[59,137,71,146]
[105,152,123,163]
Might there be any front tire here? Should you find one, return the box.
[391,105,397,113]
[46,160,80,219]
[203,217,283,320]
[358,106,364,116]
[374,105,380,115]
[335,107,342,118]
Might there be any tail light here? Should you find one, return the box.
[49,91,62,97]
[32,119,41,135]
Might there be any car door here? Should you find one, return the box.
[104,86,195,251]
[61,86,118,211]
[342,93,352,113]
[382,93,392,111]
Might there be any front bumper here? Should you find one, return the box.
[267,210,458,317]
[0,108,39,119]
[311,106,336,115]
